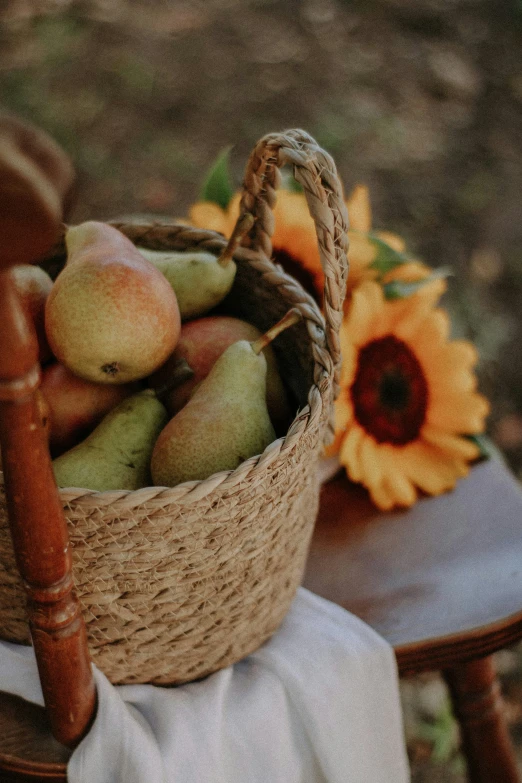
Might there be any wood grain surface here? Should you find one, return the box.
[304,458,522,674]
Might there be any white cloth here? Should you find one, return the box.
[0,588,410,783]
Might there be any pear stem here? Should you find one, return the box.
[217,212,255,268]
[251,309,302,355]
[153,359,195,400]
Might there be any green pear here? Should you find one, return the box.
[137,213,255,321]
[53,389,168,491]
[148,315,293,433]
[150,341,275,486]
[150,309,301,487]
[138,248,236,320]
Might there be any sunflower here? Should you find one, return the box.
[329,280,489,510]
[190,190,322,297]
[189,186,433,301]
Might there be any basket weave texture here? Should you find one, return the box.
[0,130,348,685]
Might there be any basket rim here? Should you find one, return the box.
[2,222,333,510]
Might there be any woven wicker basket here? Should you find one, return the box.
[0,129,348,685]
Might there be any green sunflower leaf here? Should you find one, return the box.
[383,267,452,300]
[367,234,412,275]
[280,168,304,194]
[465,434,504,463]
[200,146,234,209]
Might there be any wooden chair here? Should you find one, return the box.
[1,115,521,782]
[0,459,521,781]
[0,112,96,778]
[304,459,522,783]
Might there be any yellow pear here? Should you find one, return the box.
[45,221,180,384]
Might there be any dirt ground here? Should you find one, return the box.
[1,0,522,779]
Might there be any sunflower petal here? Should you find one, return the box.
[395,442,468,496]
[427,366,477,397]
[339,425,365,483]
[368,479,396,511]
[324,428,345,458]
[384,474,417,508]
[427,392,490,433]
[407,308,451,353]
[421,342,478,385]
[338,332,357,387]
[267,191,325,284]
[190,192,241,234]
[421,426,480,460]
[346,233,379,290]
[346,185,372,233]
[347,232,377,266]
[359,435,383,490]
[346,282,382,345]
[189,202,230,234]
[382,260,431,284]
[376,231,406,253]
[379,446,418,507]
[335,394,354,429]
[394,293,449,342]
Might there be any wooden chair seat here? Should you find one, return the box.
[304,458,522,674]
[0,458,521,781]
[304,457,522,782]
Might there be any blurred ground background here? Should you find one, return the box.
[1,0,522,778]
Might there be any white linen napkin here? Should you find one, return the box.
[0,588,410,783]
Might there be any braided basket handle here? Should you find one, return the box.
[239,129,349,392]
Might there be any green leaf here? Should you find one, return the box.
[367,233,412,276]
[280,168,303,193]
[383,267,452,300]
[465,434,504,463]
[200,146,234,209]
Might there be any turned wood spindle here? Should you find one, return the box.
[444,657,520,783]
[0,116,96,747]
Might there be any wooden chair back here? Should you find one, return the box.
[0,114,95,747]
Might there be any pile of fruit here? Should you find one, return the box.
[10,219,297,492]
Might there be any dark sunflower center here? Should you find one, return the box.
[351,335,428,445]
[272,248,320,302]
[379,370,410,411]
